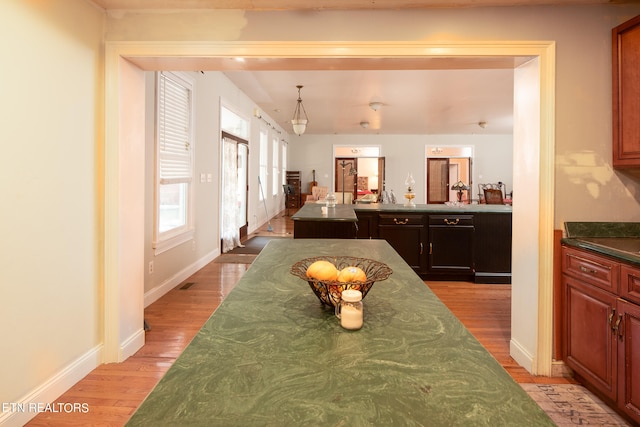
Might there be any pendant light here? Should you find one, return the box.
[291,85,309,136]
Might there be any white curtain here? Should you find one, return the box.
[222,138,242,253]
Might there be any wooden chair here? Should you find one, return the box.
[478,183,506,205]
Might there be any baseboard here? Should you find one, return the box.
[0,344,102,427]
[144,249,220,308]
[120,327,145,361]
[510,337,534,374]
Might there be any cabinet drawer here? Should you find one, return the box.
[562,246,620,293]
[621,264,640,305]
[429,215,474,226]
[378,213,425,226]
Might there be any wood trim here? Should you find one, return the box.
[553,229,563,361]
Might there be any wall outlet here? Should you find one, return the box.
[148,261,154,274]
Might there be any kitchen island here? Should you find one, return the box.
[293,203,512,282]
[127,239,551,426]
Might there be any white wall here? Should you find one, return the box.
[0,1,104,425]
[289,134,513,204]
[143,71,287,299]
[105,5,640,226]
[4,3,640,425]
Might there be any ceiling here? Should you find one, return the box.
[92,0,626,135]
[91,0,629,10]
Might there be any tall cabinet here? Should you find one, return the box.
[612,14,640,170]
[285,171,301,214]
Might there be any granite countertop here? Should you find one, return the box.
[292,201,512,222]
[353,203,513,213]
[561,222,640,266]
[291,203,358,222]
[126,239,552,426]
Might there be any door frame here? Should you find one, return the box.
[221,131,249,240]
[104,41,555,375]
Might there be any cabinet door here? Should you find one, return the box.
[613,15,640,168]
[355,211,378,239]
[617,299,640,424]
[378,225,426,273]
[473,213,512,283]
[564,275,618,401]
[428,215,474,275]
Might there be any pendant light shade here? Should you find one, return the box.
[291,85,309,136]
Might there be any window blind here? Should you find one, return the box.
[158,72,192,185]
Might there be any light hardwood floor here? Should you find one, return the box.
[27,212,570,426]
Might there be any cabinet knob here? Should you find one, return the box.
[444,218,460,225]
[393,218,409,225]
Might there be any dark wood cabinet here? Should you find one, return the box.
[613,15,640,170]
[562,245,640,424]
[617,298,640,422]
[564,274,618,401]
[473,212,512,283]
[358,208,510,281]
[285,171,301,212]
[355,211,378,239]
[427,214,474,280]
[378,213,427,273]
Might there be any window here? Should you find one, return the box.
[154,71,194,253]
[281,142,287,189]
[272,137,280,196]
[259,130,268,200]
[221,106,249,139]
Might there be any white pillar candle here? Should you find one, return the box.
[340,305,363,330]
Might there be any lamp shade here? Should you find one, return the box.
[291,85,309,136]
[291,119,307,136]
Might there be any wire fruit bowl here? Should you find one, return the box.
[290,256,392,307]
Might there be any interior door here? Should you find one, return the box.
[221,132,249,250]
[237,142,248,239]
[335,157,357,203]
[427,158,450,203]
[377,157,386,193]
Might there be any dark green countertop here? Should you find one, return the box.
[291,203,358,222]
[127,239,551,426]
[562,222,640,266]
[292,202,512,222]
[353,202,513,214]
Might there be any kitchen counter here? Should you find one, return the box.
[353,202,513,214]
[126,239,552,426]
[292,202,512,223]
[561,222,640,266]
[291,203,358,222]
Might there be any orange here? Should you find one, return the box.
[306,260,339,281]
[337,266,367,283]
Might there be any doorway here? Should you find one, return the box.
[426,157,472,203]
[106,41,554,374]
[335,157,386,203]
[221,133,249,252]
